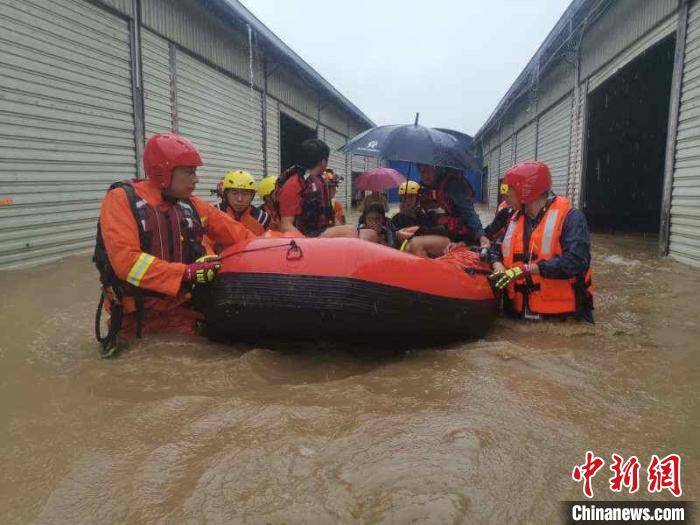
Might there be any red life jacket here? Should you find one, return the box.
[273,166,332,235]
[420,172,475,241]
[501,196,594,316]
[129,185,206,263]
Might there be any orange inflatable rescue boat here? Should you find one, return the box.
[197,237,496,343]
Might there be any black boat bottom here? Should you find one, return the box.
[196,273,495,344]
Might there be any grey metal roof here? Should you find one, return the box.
[474,0,605,141]
[204,0,375,129]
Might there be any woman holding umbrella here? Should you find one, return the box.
[399,164,490,258]
[340,119,489,258]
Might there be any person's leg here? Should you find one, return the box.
[405,235,451,258]
[320,225,378,242]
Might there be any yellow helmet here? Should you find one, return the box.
[222,170,256,192]
[399,181,420,195]
[258,175,278,197]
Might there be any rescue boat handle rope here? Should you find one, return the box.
[219,240,303,261]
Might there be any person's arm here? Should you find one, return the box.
[531,209,591,279]
[100,188,186,297]
[445,179,488,246]
[194,199,255,249]
[484,207,512,240]
[278,177,304,236]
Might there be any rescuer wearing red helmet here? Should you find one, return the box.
[94,133,255,356]
[489,161,594,322]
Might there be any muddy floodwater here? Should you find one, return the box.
[1,230,699,523]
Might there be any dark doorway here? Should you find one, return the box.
[280,112,317,171]
[583,35,675,234]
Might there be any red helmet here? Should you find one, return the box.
[143,133,203,188]
[505,161,552,204]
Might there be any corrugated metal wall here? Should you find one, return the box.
[515,122,537,162]
[175,51,264,200]
[567,84,587,205]
[669,0,700,267]
[321,105,348,136]
[499,136,513,179]
[0,0,136,268]
[99,0,133,17]
[322,126,351,210]
[536,95,572,195]
[351,155,367,173]
[141,0,260,89]
[580,0,677,80]
[265,96,280,176]
[537,61,574,114]
[268,67,318,124]
[588,13,678,92]
[479,1,681,210]
[280,105,317,131]
[141,29,172,138]
[0,0,372,268]
[488,147,500,207]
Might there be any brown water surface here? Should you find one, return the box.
[1,232,698,524]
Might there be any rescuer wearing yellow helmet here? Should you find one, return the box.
[219,170,272,236]
[257,174,279,230]
[390,180,421,230]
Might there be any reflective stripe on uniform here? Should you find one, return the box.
[540,209,560,256]
[502,220,517,257]
[126,252,155,287]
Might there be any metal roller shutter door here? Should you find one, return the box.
[670,1,700,267]
[536,96,573,196]
[142,29,172,139]
[175,51,264,201]
[323,127,350,210]
[0,0,136,268]
[515,122,537,163]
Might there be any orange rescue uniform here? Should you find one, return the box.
[501,196,593,316]
[224,205,271,236]
[99,179,254,338]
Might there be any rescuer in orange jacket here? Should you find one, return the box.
[489,161,594,322]
[258,175,280,230]
[217,170,272,236]
[94,133,254,356]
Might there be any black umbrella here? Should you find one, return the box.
[339,117,478,171]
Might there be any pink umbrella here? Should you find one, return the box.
[354,168,406,191]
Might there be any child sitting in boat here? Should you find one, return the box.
[358,203,396,247]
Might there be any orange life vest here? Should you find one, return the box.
[501,196,593,316]
[224,205,271,236]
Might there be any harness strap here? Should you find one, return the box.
[94,290,123,358]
